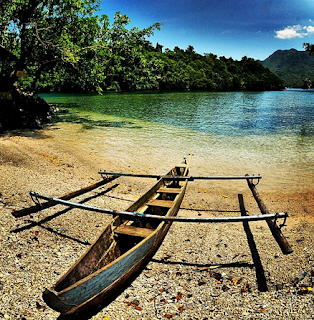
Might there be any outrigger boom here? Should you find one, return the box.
[29,192,287,223]
[99,171,262,181]
[13,156,293,315]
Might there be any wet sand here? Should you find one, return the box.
[1,124,314,319]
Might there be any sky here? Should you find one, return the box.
[99,0,314,61]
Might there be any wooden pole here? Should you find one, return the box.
[238,194,268,291]
[246,176,293,254]
[98,171,262,181]
[12,176,118,218]
[183,153,193,176]
[27,192,288,223]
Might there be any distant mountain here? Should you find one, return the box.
[260,49,314,88]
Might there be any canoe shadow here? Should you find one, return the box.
[154,194,269,293]
[56,195,266,320]
[55,194,268,319]
[56,260,255,320]
[56,259,254,320]
[56,263,151,320]
[150,258,254,269]
[11,184,119,245]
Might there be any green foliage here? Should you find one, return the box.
[37,29,283,92]
[1,2,284,93]
[0,0,103,91]
[304,43,314,56]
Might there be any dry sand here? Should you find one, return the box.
[1,125,314,319]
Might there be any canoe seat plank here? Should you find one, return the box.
[158,188,182,194]
[147,199,174,208]
[114,225,154,238]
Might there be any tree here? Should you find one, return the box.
[304,43,314,55]
[101,12,161,91]
[303,43,313,88]
[0,0,104,93]
[13,10,163,93]
[0,0,107,131]
[0,1,285,98]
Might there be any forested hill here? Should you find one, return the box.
[2,7,283,94]
[29,46,284,92]
[0,6,285,132]
[260,49,314,88]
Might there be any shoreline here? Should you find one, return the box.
[1,125,314,319]
[2,123,313,215]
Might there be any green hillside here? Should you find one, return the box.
[260,49,314,88]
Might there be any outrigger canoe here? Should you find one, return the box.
[42,157,192,314]
[13,155,292,315]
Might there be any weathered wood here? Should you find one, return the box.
[238,194,268,291]
[147,199,175,208]
[158,187,182,194]
[246,176,293,255]
[43,161,191,315]
[97,241,121,270]
[98,171,262,181]
[55,223,115,292]
[12,176,117,217]
[28,192,288,223]
[114,225,154,238]
[125,165,185,214]
[41,160,292,315]
[183,153,193,176]
[45,234,158,313]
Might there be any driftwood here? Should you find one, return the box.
[12,176,118,218]
[246,176,293,255]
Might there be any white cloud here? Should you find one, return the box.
[304,25,314,33]
[275,22,314,39]
[275,25,304,39]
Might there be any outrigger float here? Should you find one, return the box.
[12,155,292,315]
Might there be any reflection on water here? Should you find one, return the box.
[45,91,314,136]
[41,90,314,190]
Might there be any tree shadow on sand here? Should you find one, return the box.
[54,103,143,130]
[58,113,143,130]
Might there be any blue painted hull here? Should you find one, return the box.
[43,163,189,314]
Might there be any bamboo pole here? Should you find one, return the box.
[98,171,262,181]
[246,176,293,254]
[12,176,118,218]
[28,192,288,223]
[183,153,193,176]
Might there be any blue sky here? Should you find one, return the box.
[99,0,314,60]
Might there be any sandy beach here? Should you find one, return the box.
[1,123,314,319]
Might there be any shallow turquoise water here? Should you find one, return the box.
[42,90,314,137]
[41,90,314,189]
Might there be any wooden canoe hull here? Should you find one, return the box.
[43,163,189,314]
[44,221,170,314]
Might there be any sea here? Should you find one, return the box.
[40,89,314,192]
